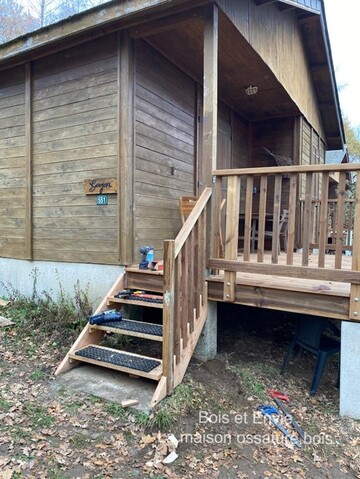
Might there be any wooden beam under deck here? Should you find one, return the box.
[207,252,353,320]
[208,274,350,320]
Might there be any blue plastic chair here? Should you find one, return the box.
[280,315,340,395]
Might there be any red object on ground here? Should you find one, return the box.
[268,389,290,403]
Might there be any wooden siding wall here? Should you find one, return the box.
[217,0,325,138]
[0,67,26,259]
[134,41,196,253]
[32,36,118,263]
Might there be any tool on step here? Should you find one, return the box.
[129,292,163,304]
[258,405,302,448]
[269,390,305,439]
[139,246,154,270]
[114,289,132,299]
[88,309,122,325]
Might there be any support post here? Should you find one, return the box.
[194,301,217,361]
[202,2,218,186]
[118,30,135,264]
[340,321,360,419]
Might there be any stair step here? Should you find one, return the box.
[70,345,162,380]
[108,296,163,309]
[125,267,164,293]
[90,319,163,341]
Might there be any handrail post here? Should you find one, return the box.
[223,176,241,301]
[349,178,360,321]
[163,240,175,393]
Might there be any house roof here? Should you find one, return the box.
[0,0,344,149]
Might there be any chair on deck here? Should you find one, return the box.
[280,315,340,395]
[252,208,289,254]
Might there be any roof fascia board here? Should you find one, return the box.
[0,0,192,65]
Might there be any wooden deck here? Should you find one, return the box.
[208,252,352,320]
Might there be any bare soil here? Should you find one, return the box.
[0,303,359,479]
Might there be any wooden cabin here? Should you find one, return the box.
[1,0,360,411]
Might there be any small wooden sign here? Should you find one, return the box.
[84,178,118,195]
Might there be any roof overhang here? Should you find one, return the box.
[255,0,344,149]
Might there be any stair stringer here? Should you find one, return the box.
[150,285,209,407]
[55,271,126,376]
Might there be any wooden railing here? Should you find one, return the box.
[162,187,211,393]
[209,164,360,320]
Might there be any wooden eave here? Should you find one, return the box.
[255,0,344,149]
[0,0,207,71]
[144,9,301,121]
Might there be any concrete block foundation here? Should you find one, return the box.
[340,320,360,419]
[194,301,217,362]
[0,258,123,307]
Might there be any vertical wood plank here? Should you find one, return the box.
[286,173,297,265]
[223,176,241,301]
[188,229,195,333]
[211,176,222,260]
[302,172,313,266]
[257,175,268,262]
[174,250,181,363]
[349,177,360,320]
[25,62,33,260]
[318,172,329,268]
[118,30,135,264]
[271,175,282,264]
[243,176,254,261]
[202,3,218,185]
[163,240,175,393]
[335,171,346,269]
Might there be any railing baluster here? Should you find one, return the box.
[335,171,347,269]
[181,239,189,348]
[188,229,195,333]
[174,250,182,364]
[287,173,297,265]
[302,172,313,266]
[318,172,329,268]
[243,176,254,261]
[257,175,268,263]
[271,174,282,264]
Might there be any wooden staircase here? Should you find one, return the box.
[56,188,212,407]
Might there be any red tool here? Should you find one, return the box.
[269,390,290,403]
[269,390,305,440]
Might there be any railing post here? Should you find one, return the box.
[163,240,175,393]
[223,176,241,301]
[349,178,360,321]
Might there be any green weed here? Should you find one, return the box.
[0,269,92,346]
[226,362,267,401]
[104,402,126,418]
[70,432,89,448]
[30,368,46,380]
[0,396,11,411]
[24,403,54,428]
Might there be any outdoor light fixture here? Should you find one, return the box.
[245,85,258,96]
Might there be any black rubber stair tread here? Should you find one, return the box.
[91,319,163,340]
[70,345,162,380]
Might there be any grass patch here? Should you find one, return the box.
[104,402,126,418]
[226,362,268,401]
[30,368,46,381]
[0,395,11,411]
[70,432,90,448]
[0,268,92,346]
[136,381,206,430]
[24,403,54,428]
